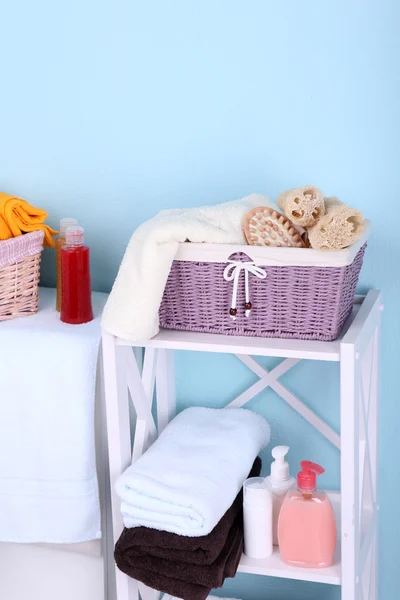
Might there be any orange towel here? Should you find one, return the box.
[0,193,58,247]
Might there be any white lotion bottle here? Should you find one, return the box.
[243,476,273,558]
[266,446,296,545]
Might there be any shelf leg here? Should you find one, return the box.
[340,291,381,600]
[156,349,176,433]
[340,339,358,600]
[102,331,138,600]
[365,319,380,600]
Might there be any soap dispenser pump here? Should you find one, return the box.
[266,446,296,545]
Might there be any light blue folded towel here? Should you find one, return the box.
[115,407,270,536]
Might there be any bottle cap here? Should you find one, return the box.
[60,218,78,237]
[243,477,270,505]
[297,461,325,492]
[270,445,290,481]
[66,225,84,246]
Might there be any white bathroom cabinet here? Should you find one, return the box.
[102,289,381,600]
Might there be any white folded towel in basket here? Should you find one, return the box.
[115,407,270,536]
[102,194,277,341]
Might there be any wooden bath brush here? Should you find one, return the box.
[244,206,306,248]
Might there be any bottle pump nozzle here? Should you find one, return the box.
[270,445,290,481]
[297,461,325,492]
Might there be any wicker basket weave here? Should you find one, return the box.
[0,231,44,322]
[159,242,367,342]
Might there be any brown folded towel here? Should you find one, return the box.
[119,513,243,600]
[117,512,243,589]
[130,566,211,600]
[114,457,261,600]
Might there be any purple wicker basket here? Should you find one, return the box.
[159,241,367,342]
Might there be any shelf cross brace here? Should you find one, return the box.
[231,355,340,449]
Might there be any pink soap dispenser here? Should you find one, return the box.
[278,461,336,568]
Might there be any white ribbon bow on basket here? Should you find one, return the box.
[223,260,267,320]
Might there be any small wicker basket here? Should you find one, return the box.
[159,228,369,342]
[0,231,44,322]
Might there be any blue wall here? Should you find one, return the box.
[1,1,398,598]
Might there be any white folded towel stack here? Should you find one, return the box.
[115,407,270,536]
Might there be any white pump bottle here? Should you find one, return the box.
[266,445,296,545]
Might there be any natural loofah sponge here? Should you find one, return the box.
[308,197,366,251]
[277,185,325,228]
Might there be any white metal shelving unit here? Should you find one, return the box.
[102,289,381,600]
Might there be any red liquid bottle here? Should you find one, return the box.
[60,226,94,324]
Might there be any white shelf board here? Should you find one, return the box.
[116,305,362,362]
[238,546,341,585]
